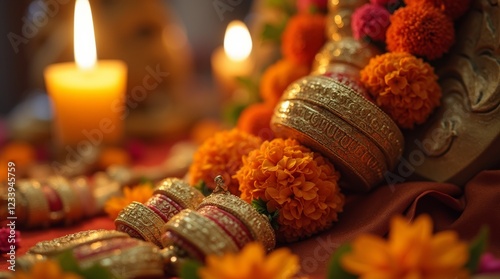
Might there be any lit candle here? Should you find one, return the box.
[44,0,127,147]
[211,20,254,99]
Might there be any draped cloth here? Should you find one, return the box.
[2,170,499,277]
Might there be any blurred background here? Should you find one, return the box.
[0,0,256,139]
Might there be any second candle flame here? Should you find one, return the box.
[223,20,252,62]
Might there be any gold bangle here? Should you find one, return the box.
[75,237,164,279]
[17,180,50,228]
[198,205,253,249]
[46,176,84,224]
[313,39,380,72]
[28,229,129,256]
[282,75,404,170]
[162,209,239,257]
[114,202,165,247]
[272,99,388,192]
[154,178,204,210]
[198,193,276,252]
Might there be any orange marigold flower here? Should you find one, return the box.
[104,183,154,219]
[360,52,441,129]
[199,242,299,279]
[0,142,36,182]
[237,103,275,141]
[386,5,455,60]
[405,0,472,20]
[235,138,344,242]
[190,119,225,145]
[189,129,262,195]
[342,215,470,279]
[13,260,82,279]
[282,14,326,66]
[260,59,310,106]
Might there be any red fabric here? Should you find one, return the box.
[2,170,499,278]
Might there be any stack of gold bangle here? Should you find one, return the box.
[115,178,204,245]
[20,230,163,279]
[270,0,404,192]
[272,75,404,192]
[161,176,276,261]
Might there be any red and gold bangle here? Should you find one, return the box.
[145,193,183,222]
[153,178,204,210]
[46,176,84,225]
[197,205,253,249]
[114,202,165,247]
[198,193,276,252]
[28,229,129,256]
[74,237,164,279]
[162,209,239,257]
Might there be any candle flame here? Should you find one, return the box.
[74,0,97,70]
[224,20,252,62]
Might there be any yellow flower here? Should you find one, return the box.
[342,215,470,279]
[199,242,300,279]
[13,260,82,279]
[104,183,154,219]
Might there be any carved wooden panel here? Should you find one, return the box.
[404,0,500,185]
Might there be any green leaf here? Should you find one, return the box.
[195,180,212,197]
[223,103,248,127]
[235,76,259,98]
[57,251,82,274]
[80,264,119,279]
[179,260,202,279]
[326,243,357,279]
[251,198,280,230]
[56,250,119,279]
[261,22,286,43]
[466,226,489,273]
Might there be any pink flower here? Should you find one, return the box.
[352,3,391,42]
[0,227,21,253]
[478,253,500,274]
[297,0,328,13]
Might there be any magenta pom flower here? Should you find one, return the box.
[297,0,328,13]
[478,253,500,274]
[352,3,391,42]
[0,227,21,253]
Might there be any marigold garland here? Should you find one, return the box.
[198,242,300,279]
[341,215,469,279]
[189,129,262,195]
[352,3,391,42]
[104,183,154,219]
[237,103,275,141]
[360,52,441,129]
[260,59,310,106]
[405,0,472,20]
[386,4,455,60]
[281,13,326,66]
[235,138,344,242]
